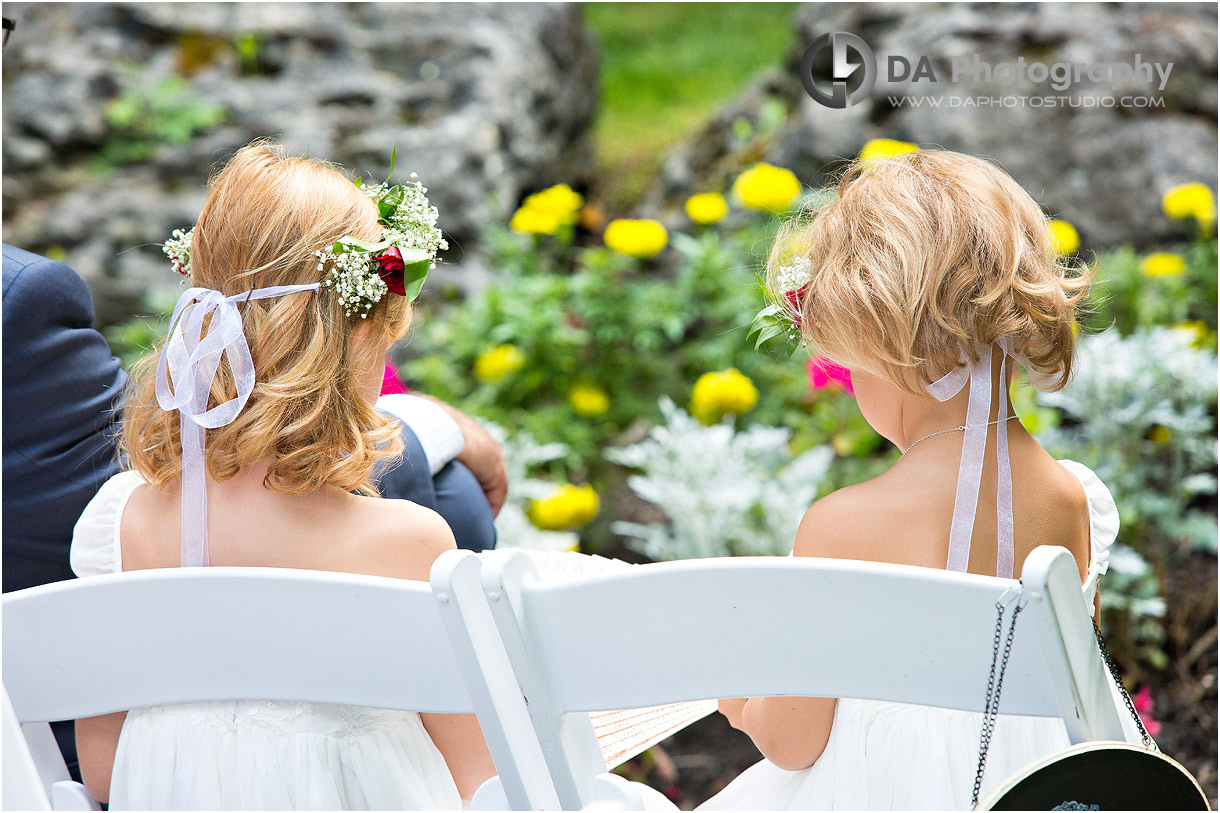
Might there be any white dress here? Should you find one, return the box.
[71,470,465,811]
[699,459,1138,811]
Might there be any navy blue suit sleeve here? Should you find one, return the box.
[371,419,496,552]
[2,245,127,568]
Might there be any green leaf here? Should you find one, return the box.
[389,145,397,179]
[333,235,393,253]
[401,257,431,302]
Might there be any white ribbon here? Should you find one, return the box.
[925,339,1054,579]
[156,283,320,567]
[155,282,319,808]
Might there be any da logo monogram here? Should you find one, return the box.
[800,32,877,109]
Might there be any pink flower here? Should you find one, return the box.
[380,360,409,396]
[808,356,853,395]
[1132,686,1162,737]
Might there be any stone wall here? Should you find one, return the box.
[2,3,599,324]
[647,3,1217,250]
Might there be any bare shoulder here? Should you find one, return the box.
[352,496,457,582]
[792,476,901,563]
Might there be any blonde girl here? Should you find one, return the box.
[71,143,495,809]
[705,150,1139,810]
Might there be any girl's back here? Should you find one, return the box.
[817,418,1091,582]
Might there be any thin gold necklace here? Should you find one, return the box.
[900,415,1021,458]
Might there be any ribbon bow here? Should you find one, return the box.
[155,283,320,568]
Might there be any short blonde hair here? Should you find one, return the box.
[122,141,413,495]
[771,149,1091,394]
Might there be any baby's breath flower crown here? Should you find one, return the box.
[162,149,447,318]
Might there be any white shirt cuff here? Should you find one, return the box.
[376,394,466,476]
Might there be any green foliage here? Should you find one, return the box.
[583,2,798,207]
[94,70,226,170]
[1083,240,1218,343]
[406,218,871,495]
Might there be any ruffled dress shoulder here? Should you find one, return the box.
[698,460,1135,811]
[70,471,463,811]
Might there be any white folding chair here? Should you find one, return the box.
[2,567,514,810]
[432,545,1132,810]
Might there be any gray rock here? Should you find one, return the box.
[2,2,599,326]
[648,2,1217,249]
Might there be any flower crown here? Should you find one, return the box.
[748,255,812,357]
[162,150,447,318]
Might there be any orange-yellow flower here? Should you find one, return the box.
[474,344,525,382]
[1140,252,1186,278]
[731,163,802,212]
[1047,219,1080,255]
[529,484,600,530]
[690,368,759,425]
[685,192,729,225]
[568,383,610,417]
[858,138,920,165]
[1162,182,1216,229]
[603,218,668,259]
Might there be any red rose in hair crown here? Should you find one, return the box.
[748,255,813,357]
[374,247,407,296]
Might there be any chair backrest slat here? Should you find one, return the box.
[511,556,1058,716]
[442,546,1128,810]
[3,567,474,724]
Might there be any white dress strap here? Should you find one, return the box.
[924,339,1062,579]
[70,470,144,577]
[1057,459,1120,615]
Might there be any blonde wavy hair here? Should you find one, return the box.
[122,141,413,495]
[770,149,1092,394]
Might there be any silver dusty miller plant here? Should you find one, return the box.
[479,420,581,552]
[1037,327,1218,554]
[607,397,834,560]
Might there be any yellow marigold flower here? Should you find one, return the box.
[528,183,585,215]
[1141,252,1186,278]
[731,163,802,212]
[510,184,584,235]
[690,368,759,425]
[1171,320,1209,346]
[474,344,525,383]
[510,205,562,236]
[1148,425,1174,445]
[858,138,920,165]
[603,218,668,259]
[529,483,600,530]
[1162,182,1216,227]
[568,383,610,417]
[1047,219,1080,255]
[685,192,729,225]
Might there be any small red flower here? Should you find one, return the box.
[784,282,810,331]
[374,247,407,297]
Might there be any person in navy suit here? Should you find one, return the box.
[2,244,503,778]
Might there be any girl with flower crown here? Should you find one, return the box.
[70,143,495,809]
[702,150,1144,810]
